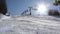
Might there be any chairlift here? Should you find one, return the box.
[21,7,37,16]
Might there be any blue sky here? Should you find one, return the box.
[6,0,59,15]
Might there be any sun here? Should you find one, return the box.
[37,3,48,15]
[38,4,47,12]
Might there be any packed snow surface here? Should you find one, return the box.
[0,15,60,34]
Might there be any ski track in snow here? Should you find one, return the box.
[0,16,60,34]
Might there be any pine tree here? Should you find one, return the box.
[0,0,7,15]
[54,0,60,5]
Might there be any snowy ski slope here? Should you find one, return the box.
[0,15,60,34]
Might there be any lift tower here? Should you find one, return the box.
[21,7,37,16]
[28,7,32,15]
[0,0,7,15]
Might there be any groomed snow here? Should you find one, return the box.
[0,15,60,34]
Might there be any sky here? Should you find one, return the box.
[6,0,59,15]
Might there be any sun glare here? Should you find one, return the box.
[37,3,48,15]
[38,4,47,11]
